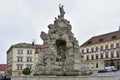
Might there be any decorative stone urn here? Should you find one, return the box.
[37,4,82,75]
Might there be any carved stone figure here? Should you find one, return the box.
[59,4,65,18]
[37,4,83,75]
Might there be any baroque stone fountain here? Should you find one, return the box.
[37,4,83,75]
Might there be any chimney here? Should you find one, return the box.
[32,39,36,45]
[32,42,34,45]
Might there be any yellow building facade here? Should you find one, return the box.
[34,45,43,70]
[80,31,120,71]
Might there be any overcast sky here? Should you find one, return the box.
[0,0,120,64]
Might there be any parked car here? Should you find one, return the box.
[98,69,108,73]
[105,66,118,72]
[112,68,118,72]
[87,71,93,75]
[105,66,115,72]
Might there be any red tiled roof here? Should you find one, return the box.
[80,31,120,47]
[35,44,43,53]
[0,64,7,71]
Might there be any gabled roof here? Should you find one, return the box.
[80,31,120,47]
[0,64,7,71]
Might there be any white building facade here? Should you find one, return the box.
[7,43,35,76]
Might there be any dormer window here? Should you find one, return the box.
[112,36,117,39]
[99,38,103,42]
[88,41,92,44]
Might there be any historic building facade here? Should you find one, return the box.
[0,64,7,75]
[34,45,43,70]
[80,30,120,71]
[7,43,43,76]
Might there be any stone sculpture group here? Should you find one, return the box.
[37,4,83,75]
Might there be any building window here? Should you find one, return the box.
[105,45,108,50]
[112,36,117,39]
[91,55,94,60]
[111,51,114,58]
[17,64,23,70]
[100,46,103,50]
[116,43,119,48]
[99,39,103,42]
[105,63,108,67]
[86,55,89,60]
[110,44,114,49]
[101,53,103,59]
[26,64,32,69]
[116,50,119,57]
[17,57,23,62]
[87,41,92,44]
[82,49,84,53]
[96,54,98,59]
[106,52,108,58]
[87,48,89,53]
[27,57,32,62]
[27,50,32,55]
[96,47,98,51]
[91,47,94,52]
[18,50,23,54]
[96,63,98,68]
[117,61,119,64]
